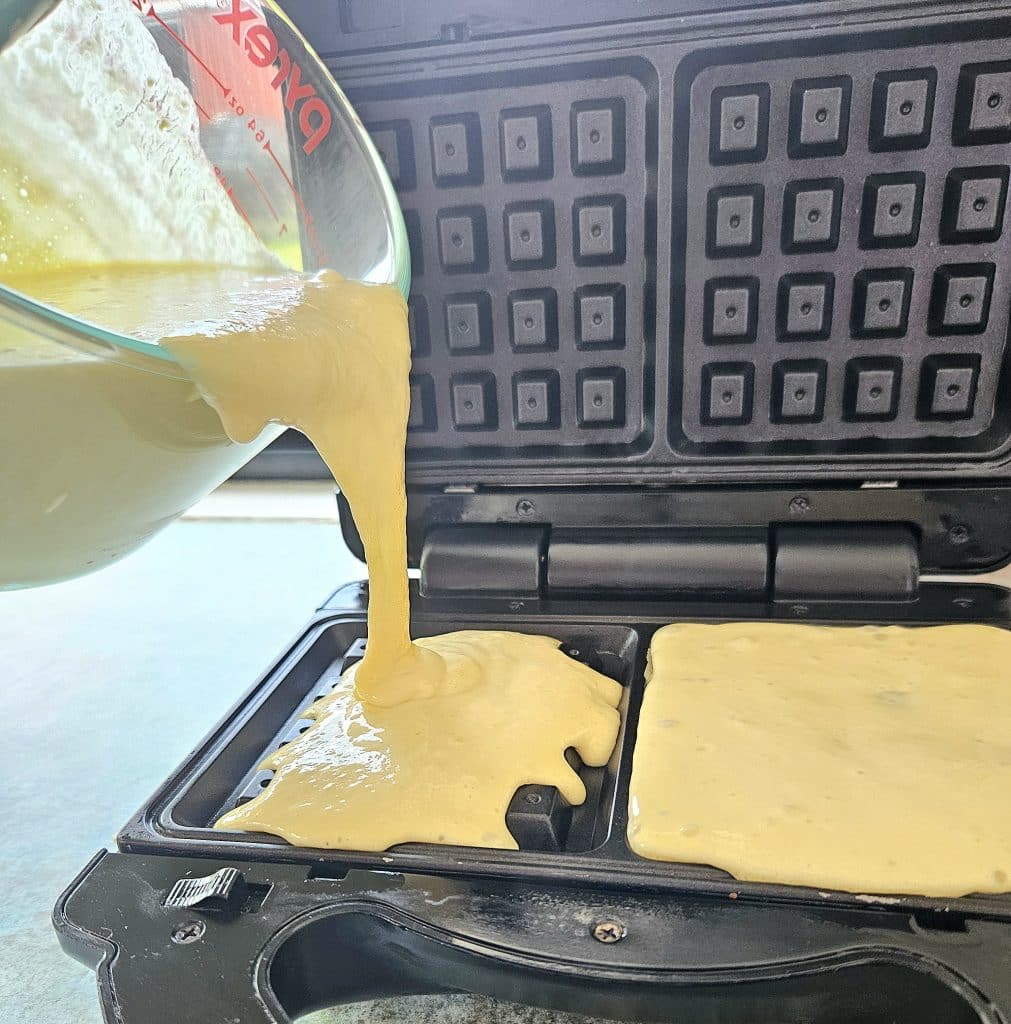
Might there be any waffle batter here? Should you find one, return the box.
[162,272,622,849]
[629,622,1011,897]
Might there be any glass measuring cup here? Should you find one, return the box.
[0,0,409,588]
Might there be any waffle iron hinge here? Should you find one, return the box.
[418,523,920,602]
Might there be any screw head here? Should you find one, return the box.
[789,495,810,514]
[516,499,535,517]
[948,524,970,545]
[171,920,206,945]
[953,596,974,609]
[591,919,627,944]
[525,792,543,805]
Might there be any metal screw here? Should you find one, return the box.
[789,495,810,514]
[525,792,543,805]
[953,596,974,609]
[516,499,535,517]
[591,920,627,943]
[948,524,970,545]
[171,920,205,945]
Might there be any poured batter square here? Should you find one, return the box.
[628,622,1011,897]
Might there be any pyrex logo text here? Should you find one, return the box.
[213,0,332,155]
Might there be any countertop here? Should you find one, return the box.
[0,484,611,1024]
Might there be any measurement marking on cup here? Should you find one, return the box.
[264,140,324,261]
[213,165,252,229]
[246,167,282,226]
[131,0,324,262]
[228,187,252,228]
[144,5,231,98]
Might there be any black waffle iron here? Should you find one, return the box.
[56,1,1011,1020]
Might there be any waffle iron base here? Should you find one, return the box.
[55,582,1011,1023]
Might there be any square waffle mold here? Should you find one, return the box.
[682,41,1011,454]
[357,67,654,459]
[212,625,635,857]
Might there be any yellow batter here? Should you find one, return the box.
[160,270,622,849]
[162,269,436,706]
[214,630,621,849]
[629,622,1011,897]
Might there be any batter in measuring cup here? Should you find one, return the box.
[1,0,621,850]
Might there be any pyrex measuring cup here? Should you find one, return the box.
[0,0,409,588]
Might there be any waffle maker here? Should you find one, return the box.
[55,0,1011,1020]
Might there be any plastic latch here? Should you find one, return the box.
[506,784,572,852]
[164,868,248,911]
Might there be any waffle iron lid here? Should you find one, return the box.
[324,5,1011,577]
